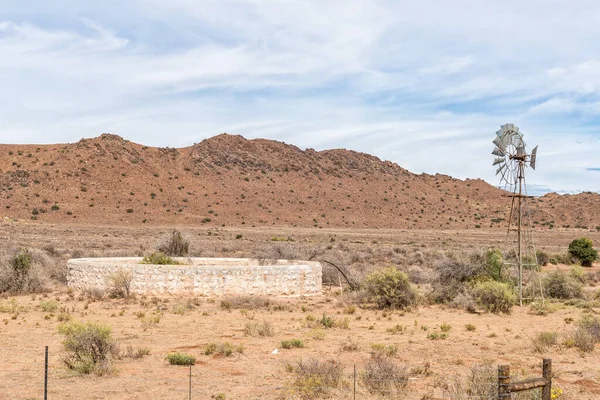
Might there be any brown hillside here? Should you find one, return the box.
[0,133,599,230]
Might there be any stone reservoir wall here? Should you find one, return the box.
[67,257,322,296]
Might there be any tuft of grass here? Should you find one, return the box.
[427,331,448,340]
[204,342,244,357]
[369,343,397,357]
[167,352,196,365]
[281,339,305,349]
[39,300,59,312]
[440,322,452,332]
[532,331,558,353]
[244,321,275,337]
[465,324,477,332]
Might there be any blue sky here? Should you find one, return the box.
[1,0,599,194]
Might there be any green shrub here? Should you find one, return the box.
[204,342,244,357]
[568,237,598,267]
[536,250,550,266]
[364,267,418,309]
[167,352,196,365]
[281,339,305,349]
[58,321,117,375]
[543,270,583,299]
[471,281,514,314]
[157,229,189,256]
[140,252,181,265]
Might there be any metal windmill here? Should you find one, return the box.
[492,123,540,306]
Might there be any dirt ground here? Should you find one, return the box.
[0,222,599,400]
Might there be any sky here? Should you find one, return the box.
[1,0,599,194]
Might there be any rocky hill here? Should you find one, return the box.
[1,133,599,230]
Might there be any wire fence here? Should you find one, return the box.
[0,347,551,400]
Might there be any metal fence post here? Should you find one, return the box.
[44,346,49,400]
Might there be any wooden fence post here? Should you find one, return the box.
[542,358,552,400]
[498,364,511,400]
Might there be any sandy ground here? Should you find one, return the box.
[0,223,599,399]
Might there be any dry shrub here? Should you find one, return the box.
[431,253,485,303]
[543,270,583,299]
[361,355,408,397]
[443,362,496,400]
[157,229,189,256]
[220,295,275,310]
[450,291,477,313]
[532,331,558,353]
[244,320,275,337]
[287,358,344,399]
[0,248,47,294]
[108,269,133,298]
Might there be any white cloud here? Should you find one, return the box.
[0,0,600,193]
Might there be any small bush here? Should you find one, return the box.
[39,300,59,312]
[364,267,418,309]
[244,321,274,337]
[370,343,397,357]
[167,352,196,365]
[108,269,133,298]
[471,281,514,314]
[465,324,476,331]
[281,339,305,349]
[204,342,244,357]
[0,248,46,294]
[444,362,496,400]
[58,321,117,375]
[140,252,180,265]
[361,355,408,396]
[536,250,550,266]
[287,358,344,398]
[340,336,359,352]
[157,229,190,256]
[532,331,558,353]
[450,292,477,313]
[543,270,583,299]
[568,237,598,267]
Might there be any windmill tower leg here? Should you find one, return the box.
[517,161,523,307]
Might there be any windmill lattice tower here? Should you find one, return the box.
[492,123,543,306]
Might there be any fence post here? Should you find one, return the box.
[189,364,192,400]
[498,364,510,400]
[542,359,551,400]
[353,364,356,400]
[44,346,48,400]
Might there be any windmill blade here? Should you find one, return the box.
[496,163,507,175]
[492,147,505,157]
[496,129,504,138]
[493,157,505,166]
[493,137,506,151]
[530,145,538,170]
